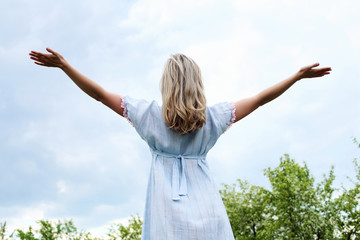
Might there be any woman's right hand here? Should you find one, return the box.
[29,48,68,69]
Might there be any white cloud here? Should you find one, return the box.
[1,0,360,234]
[348,26,360,51]
[87,215,136,238]
[119,0,220,32]
[2,202,57,234]
[57,180,68,194]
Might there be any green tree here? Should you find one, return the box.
[12,225,37,240]
[314,166,338,239]
[2,138,360,239]
[1,216,143,240]
[220,179,270,240]
[334,139,360,240]
[107,215,142,240]
[264,154,321,239]
[221,139,360,240]
[12,220,93,240]
[0,222,10,240]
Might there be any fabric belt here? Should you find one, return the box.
[151,150,206,201]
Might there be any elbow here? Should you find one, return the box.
[96,95,104,102]
[93,88,107,102]
[92,91,103,102]
[255,94,267,107]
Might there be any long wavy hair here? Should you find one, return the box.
[160,54,207,135]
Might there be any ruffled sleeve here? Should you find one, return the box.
[121,96,135,127]
[207,101,236,137]
[121,95,160,140]
[227,102,236,130]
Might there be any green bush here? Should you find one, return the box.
[2,139,359,239]
[220,139,360,239]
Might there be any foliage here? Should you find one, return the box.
[1,222,9,240]
[221,139,360,240]
[107,215,142,240]
[264,154,322,239]
[10,219,93,240]
[0,216,142,240]
[1,139,359,239]
[315,166,337,239]
[333,138,360,239]
[220,180,270,239]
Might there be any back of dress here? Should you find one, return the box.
[122,96,235,240]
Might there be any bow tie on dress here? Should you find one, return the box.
[172,155,188,200]
[152,150,206,201]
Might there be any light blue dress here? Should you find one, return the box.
[122,96,235,240]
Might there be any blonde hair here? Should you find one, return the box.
[161,54,207,135]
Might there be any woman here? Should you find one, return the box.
[29,48,331,239]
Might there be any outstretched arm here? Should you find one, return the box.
[29,48,124,116]
[233,63,332,122]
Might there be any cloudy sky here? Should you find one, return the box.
[1,0,359,236]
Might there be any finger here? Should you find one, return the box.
[300,63,320,72]
[30,53,53,62]
[30,55,46,61]
[30,50,41,55]
[46,47,58,55]
[29,53,41,58]
[30,51,46,57]
[309,62,320,68]
[30,56,41,61]
[320,67,332,71]
[29,52,46,59]
[29,52,40,57]
[317,69,332,75]
[318,71,331,77]
[316,66,331,70]
[30,58,46,64]
[34,61,46,66]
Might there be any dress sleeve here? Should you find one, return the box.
[121,95,158,139]
[207,101,236,137]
